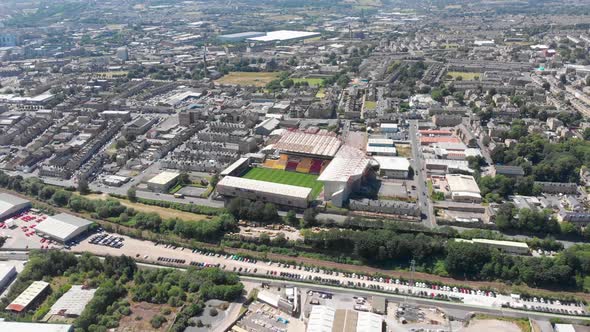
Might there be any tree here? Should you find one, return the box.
[261,203,278,223]
[285,210,298,225]
[301,208,317,228]
[78,178,90,195]
[445,241,491,278]
[178,173,190,185]
[127,186,137,202]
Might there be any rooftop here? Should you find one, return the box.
[318,146,370,183]
[49,285,97,317]
[35,213,92,241]
[248,30,320,42]
[274,131,341,158]
[445,174,480,194]
[218,176,312,199]
[0,321,72,332]
[6,280,50,312]
[148,171,180,185]
[373,156,410,171]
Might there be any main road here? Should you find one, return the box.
[409,120,436,228]
[76,235,590,324]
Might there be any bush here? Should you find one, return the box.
[150,314,167,328]
[161,307,172,315]
[209,308,218,317]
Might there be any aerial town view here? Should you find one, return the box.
[2,0,590,331]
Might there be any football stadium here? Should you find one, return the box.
[217,130,371,208]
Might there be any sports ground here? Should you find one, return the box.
[242,168,323,198]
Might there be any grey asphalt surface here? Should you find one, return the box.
[409,120,436,228]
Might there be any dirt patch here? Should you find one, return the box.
[118,301,177,332]
[461,319,524,332]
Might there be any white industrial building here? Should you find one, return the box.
[373,156,410,178]
[0,322,73,332]
[455,238,530,255]
[0,263,17,290]
[217,176,311,208]
[0,193,31,220]
[35,213,93,243]
[445,174,482,203]
[6,280,50,312]
[147,171,180,192]
[319,146,370,208]
[49,285,97,318]
[307,305,382,332]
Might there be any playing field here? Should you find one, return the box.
[447,71,481,80]
[215,72,280,87]
[243,168,323,198]
[293,77,325,87]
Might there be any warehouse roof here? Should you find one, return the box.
[373,156,410,171]
[445,174,480,194]
[274,131,341,158]
[218,176,312,199]
[6,280,49,312]
[356,311,383,332]
[0,321,72,332]
[35,213,92,241]
[148,171,180,185]
[307,305,336,332]
[0,193,30,212]
[248,30,320,42]
[367,138,395,147]
[366,146,397,155]
[49,285,97,317]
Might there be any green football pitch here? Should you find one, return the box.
[242,168,323,198]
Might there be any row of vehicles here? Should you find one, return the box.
[89,233,124,248]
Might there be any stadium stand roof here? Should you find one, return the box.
[217,176,312,199]
[318,146,370,182]
[274,131,341,158]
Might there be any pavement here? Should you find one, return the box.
[69,231,590,322]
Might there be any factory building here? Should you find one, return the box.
[0,322,73,332]
[6,280,50,312]
[445,174,482,203]
[373,156,410,179]
[307,305,382,332]
[455,238,530,255]
[147,171,180,193]
[0,263,17,290]
[0,193,31,220]
[34,213,93,243]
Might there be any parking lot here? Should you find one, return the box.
[0,210,58,250]
[71,232,589,319]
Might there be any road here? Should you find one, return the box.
[409,120,436,228]
[91,247,590,324]
[71,233,589,322]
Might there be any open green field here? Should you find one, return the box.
[446,71,481,80]
[293,77,325,86]
[215,72,280,87]
[243,168,323,198]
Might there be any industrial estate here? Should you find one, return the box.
[0,0,590,331]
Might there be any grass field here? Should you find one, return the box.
[86,194,210,222]
[446,71,480,80]
[293,77,324,87]
[243,168,323,198]
[316,88,326,98]
[364,100,377,110]
[215,72,280,87]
